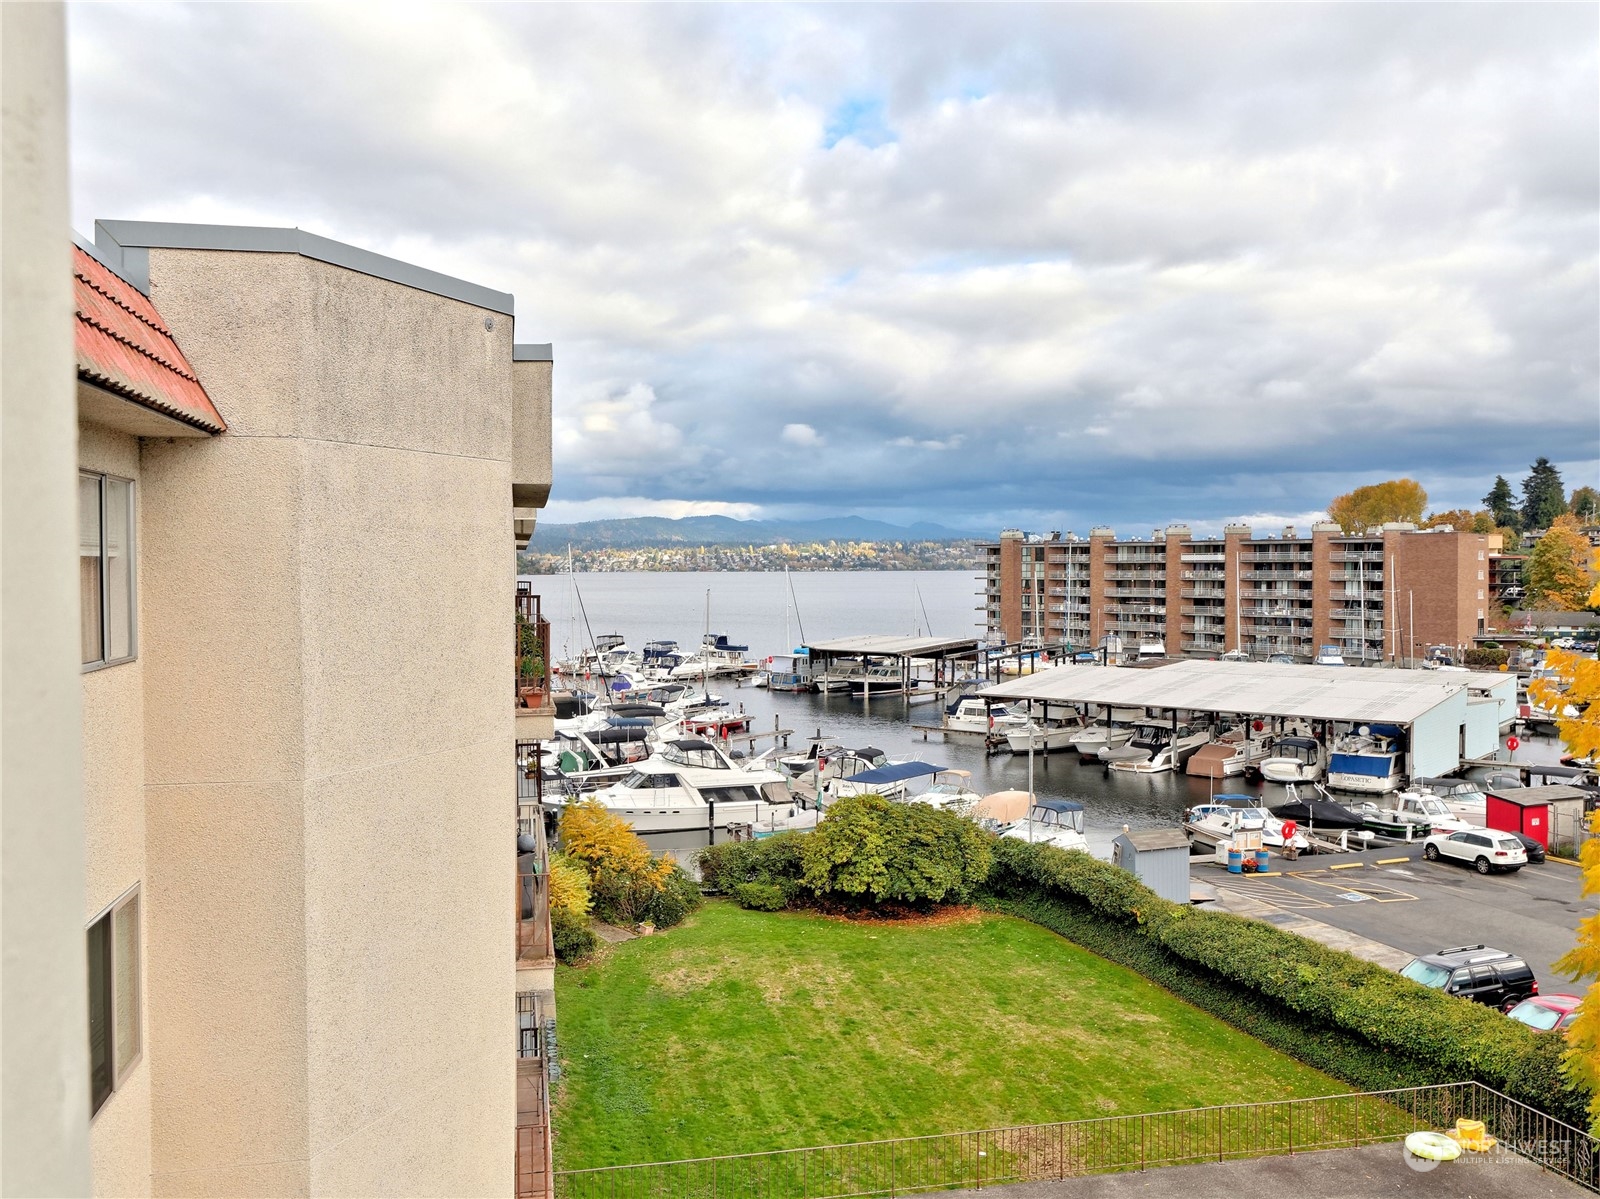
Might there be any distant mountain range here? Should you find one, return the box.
[525,515,983,551]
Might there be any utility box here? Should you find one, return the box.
[1487,784,1590,851]
[1113,828,1192,905]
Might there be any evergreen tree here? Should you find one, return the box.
[1520,458,1567,532]
[1484,475,1519,531]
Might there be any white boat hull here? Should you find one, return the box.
[1005,726,1080,754]
[1258,759,1323,784]
[1328,771,1401,795]
[1071,727,1134,758]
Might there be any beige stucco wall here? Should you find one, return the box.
[512,359,552,509]
[0,4,93,1194]
[79,423,154,1197]
[139,248,515,1197]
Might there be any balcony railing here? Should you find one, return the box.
[1104,569,1166,581]
[553,1083,1600,1198]
[516,583,552,711]
[1180,552,1226,562]
[517,870,552,964]
[1330,550,1385,562]
[1241,569,1314,581]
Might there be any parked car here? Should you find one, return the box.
[1400,945,1539,1009]
[1422,829,1528,874]
[1506,994,1581,1031]
[1509,832,1547,864]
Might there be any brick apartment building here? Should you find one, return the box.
[980,522,1520,663]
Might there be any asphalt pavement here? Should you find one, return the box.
[1204,847,1597,988]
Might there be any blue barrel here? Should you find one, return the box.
[1227,847,1243,874]
[1256,848,1270,873]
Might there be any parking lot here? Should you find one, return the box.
[1204,847,1597,987]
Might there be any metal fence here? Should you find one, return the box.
[553,1083,1599,1198]
[1549,807,1596,859]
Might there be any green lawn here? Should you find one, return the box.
[553,902,1341,1169]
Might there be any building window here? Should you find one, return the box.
[80,472,136,669]
[88,887,141,1117]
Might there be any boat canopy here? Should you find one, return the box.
[846,760,947,787]
[1273,736,1319,750]
[1033,798,1084,814]
[1268,798,1367,829]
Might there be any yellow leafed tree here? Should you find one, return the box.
[1538,634,1600,1130]
[558,797,674,890]
[1326,479,1428,533]
[1525,516,1597,611]
[548,853,593,917]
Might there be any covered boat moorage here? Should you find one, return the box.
[978,659,1497,785]
[803,634,981,698]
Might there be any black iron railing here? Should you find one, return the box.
[553,1082,1599,1198]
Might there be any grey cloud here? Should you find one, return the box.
[67,2,1597,527]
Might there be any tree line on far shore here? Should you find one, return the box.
[1326,459,1598,612]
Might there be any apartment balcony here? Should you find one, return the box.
[1239,588,1312,602]
[1180,587,1227,599]
[1104,569,1166,581]
[1330,550,1385,563]
[1241,569,1314,581]
[517,868,552,965]
[517,584,555,740]
[1330,604,1384,619]
[1181,639,1228,653]
[1180,569,1227,581]
[1180,552,1227,563]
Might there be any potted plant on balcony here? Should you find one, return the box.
[517,609,548,710]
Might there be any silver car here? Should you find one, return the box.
[1422,829,1527,874]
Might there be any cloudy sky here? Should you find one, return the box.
[68,3,1598,534]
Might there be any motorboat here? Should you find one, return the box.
[640,640,686,681]
[761,652,814,693]
[1406,777,1489,823]
[1069,721,1137,760]
[903,769,984,815]
[1313,645,1347,667]
[1256,736,1325,784]
[1000,798,1091,854]
[589,737,808,833]
[1327,729,1403,794]
[1267,792,1368,831]
[1102,721,1212,774]
[1005,717,1087,755]
[851,662,909,696]
[944,696,1029,734]
[1356,792,1475,838]
[670,633,754,679]
[824,759,948,804]
[1184,794,1310,853]
[1137,638,1166,661]
[1185,728,1259,779]
[800,745,894,785]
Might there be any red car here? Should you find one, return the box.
[1506,993,1582,1032]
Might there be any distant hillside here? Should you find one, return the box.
[525,515,982,551]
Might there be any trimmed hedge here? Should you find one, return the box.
[733,882,788,911]
[695,833,807,906]
[982,838,1583,1126]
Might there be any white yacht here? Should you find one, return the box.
[1069,722,1136,759]
[1256,735,1325,784]
[1313,644,1347,667]
[1407,777,1490,823]
[824,759,947,804]
[1184,795,1310,853]
[589,738,808,833]
[1005,717,1086,755]
[944,696,1029,733]
[670,633,754,679]
[1000,799,1091,854]
[1356,792,1475,838]
[1327,729,1403,794]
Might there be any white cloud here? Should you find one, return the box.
[541,497,765,523]
[65,3,1598,527]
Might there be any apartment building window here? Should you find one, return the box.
[80,472,136,668]
[88,887,141,1117]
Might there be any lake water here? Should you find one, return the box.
[521,570,1564,858]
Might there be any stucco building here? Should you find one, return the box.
[981,522,1502,664]
[3,29,556,1186]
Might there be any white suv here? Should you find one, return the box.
[1422,829,1527,874]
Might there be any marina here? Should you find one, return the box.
[523,570,1586,862]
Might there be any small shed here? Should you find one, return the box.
[1487,784,1592,852]
[1112,828,1192,905]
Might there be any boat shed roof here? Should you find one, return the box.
[804,635,979,659]
[979,659,1470,726]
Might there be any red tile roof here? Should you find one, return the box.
[73,245,225,434]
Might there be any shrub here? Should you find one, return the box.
[1465,647,1508,668]
[548,853,592,917]
[645,863,703,929]
[733,882,788,911]
[590,863,663,927]
[983,837,1587,1126]
[560,797,680,926]
[800,794,993,906]
[551,906,598,964]
[695,833,806,897]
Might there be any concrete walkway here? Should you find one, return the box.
[937,1143,1588,1198]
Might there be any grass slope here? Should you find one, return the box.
[554,903,1341,1169]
